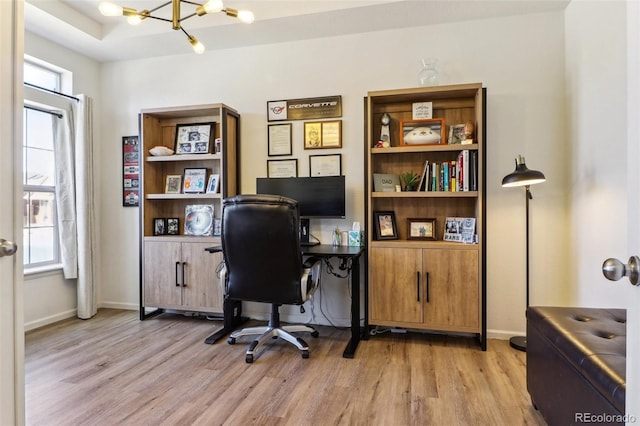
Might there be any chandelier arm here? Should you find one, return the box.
[180,12,198,21]
[142,15,173,23]
[147,0,173,14]
[181,0,206,6]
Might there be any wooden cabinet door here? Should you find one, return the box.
[369,247,423,325]
[181,242,224,312]
[422,249,479,332]
[143,241,182,308]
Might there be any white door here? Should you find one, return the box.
[0,1,25,425]
[626,2,640,420]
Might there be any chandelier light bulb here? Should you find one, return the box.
[237,10,254,23]
[203,0,224,14]
[99,1,123,16]
[127,14,142,25]
[188,35,205,54]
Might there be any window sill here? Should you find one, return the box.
[24,263,64,277]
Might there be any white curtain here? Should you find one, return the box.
[53,95,98,319]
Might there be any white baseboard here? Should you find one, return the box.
[24,309,77,332]
[486,329,523,341]
[99,301,138,311]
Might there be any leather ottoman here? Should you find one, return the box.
[526,306,626,425]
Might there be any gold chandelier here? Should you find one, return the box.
[99,0,254,54]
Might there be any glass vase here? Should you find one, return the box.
[418,58,440,87]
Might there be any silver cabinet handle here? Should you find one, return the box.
[0,239,18,257]
[602,256,640,286]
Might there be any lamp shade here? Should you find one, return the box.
[502,155,546,187]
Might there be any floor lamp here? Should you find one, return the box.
[502,155,546,352]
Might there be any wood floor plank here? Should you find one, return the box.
[25,309,546,426]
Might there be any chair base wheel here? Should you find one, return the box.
[302,350,309,359]
[245,353,253,363]
[227,337,236,345]
[311,331,319,338]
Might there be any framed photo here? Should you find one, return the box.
[267,159,298,178]
[407,218,437,240]
[213,218,222,237]
[206,174,220,194]
[373,211,398,240]
[175,122,214,154]
[153,218,166,236]
[304,120,342,149]
[448,124,466,145]
[309,154,341,177]
[268,123,292,156]
[166,218,179,235]
[165,174,182,194]
[400,118,446,146]
[182,168,207,193]
[184,204,214,236]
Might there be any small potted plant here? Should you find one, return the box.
[401,171,420,191]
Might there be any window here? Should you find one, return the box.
[23,61,61,269]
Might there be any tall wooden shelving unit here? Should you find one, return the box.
[364,84,486,349]
[139,104,239,320]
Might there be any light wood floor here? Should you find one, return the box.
[25,309,546,426]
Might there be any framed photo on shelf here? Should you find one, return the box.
[213,218,222,236]
[373,211,398,240]
[309,154,341,177]
[165,174,182,194]
[268,123,292,156]
[407,218,437,240]
[182,168,207,193]
[267,159,298,178]
[184,204,214,236]
[448,123,466,145]
[175,122,214,154]
[166,218,179,235]
[304,120,342,149]
[400,118,445,146]
[206,174,220,194]
[153,218,166,236]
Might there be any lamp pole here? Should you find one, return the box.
[501,155,545,352]
[509,185,533,351]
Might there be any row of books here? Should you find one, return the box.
[417,150,478,192]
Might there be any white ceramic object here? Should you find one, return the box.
[149,146,174,156]
[403,127,440,145]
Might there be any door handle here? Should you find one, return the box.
[602,256,640,286]
[0,239,18,257]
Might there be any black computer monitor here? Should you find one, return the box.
[256,175,346,218]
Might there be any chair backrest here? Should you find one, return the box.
[221,194,304,305]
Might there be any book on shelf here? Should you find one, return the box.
[418,160,429,192]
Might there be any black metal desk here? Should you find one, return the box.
[204,244,366,359]
[301,244,366,358]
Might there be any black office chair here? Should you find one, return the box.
[219,194,322,363]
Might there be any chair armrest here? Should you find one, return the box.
[205,246,222,253]
[301,256,322,301]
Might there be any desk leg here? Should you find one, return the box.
[343,255,361,358]
[204,298,246,344]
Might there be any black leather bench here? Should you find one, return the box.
[527,306,626,425]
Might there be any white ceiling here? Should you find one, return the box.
[24,0,571,63]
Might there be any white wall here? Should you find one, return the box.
[97,10,573,336]
[23,31,101,330]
